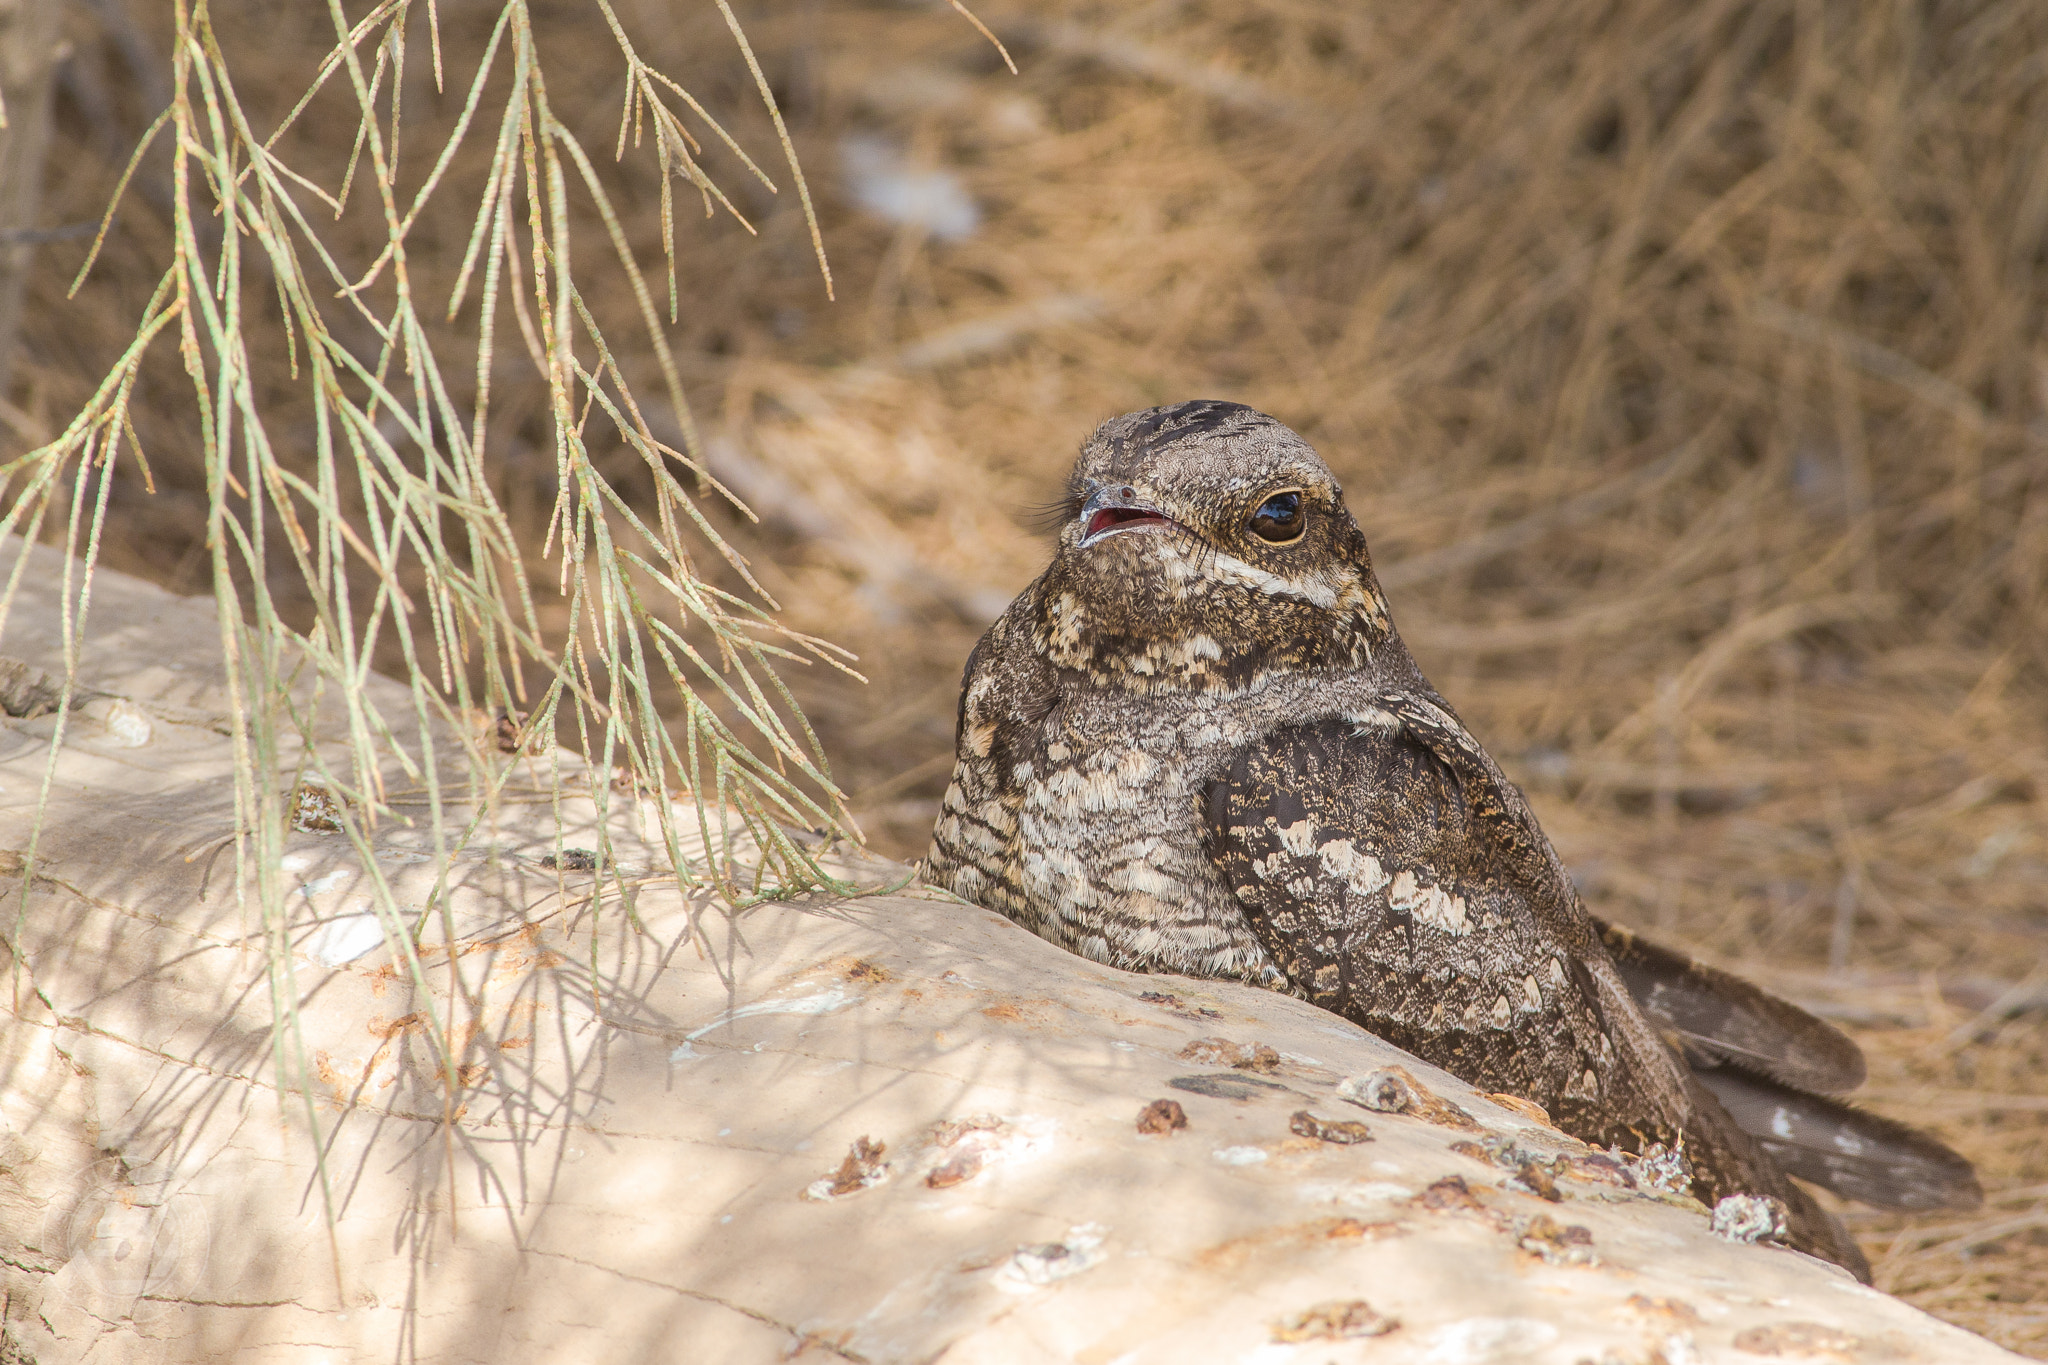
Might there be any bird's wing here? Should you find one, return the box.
[1689,1061,1983,1211]
[1198,694,1893,1279]
[1198,695,1688,1148]
[1595,918,1868,1093]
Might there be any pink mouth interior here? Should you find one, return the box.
[1086,507,1171,538]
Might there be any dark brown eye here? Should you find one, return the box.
[1248,490,1305,543]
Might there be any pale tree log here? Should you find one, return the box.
[0,539,2024,1365]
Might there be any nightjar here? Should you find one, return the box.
[924,400,1978,1279]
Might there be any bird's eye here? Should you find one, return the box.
[1248,490,1306,543]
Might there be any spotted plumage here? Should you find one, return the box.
[924,401,1977,1279]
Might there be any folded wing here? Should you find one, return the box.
[1198,699,1689,1152]
[1197,696,1976,1278]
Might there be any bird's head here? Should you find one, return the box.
[1030,400,1395,692]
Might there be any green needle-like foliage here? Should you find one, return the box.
[0,0,870,1239]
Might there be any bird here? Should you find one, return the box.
[923,399,1978,1280]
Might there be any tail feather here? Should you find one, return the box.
[1680,1072,1874,1281]
[1691,1058,1983,1213]
[1595,916,1865,1093]
[1597,917,1982,1219]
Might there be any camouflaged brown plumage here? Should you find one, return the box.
[924,401,1978,1280]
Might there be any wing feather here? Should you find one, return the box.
[1198,702,1684,1150]
[1197,695,1883,1279]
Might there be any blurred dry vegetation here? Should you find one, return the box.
[8,0,2048,1349]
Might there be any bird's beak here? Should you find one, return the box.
[1077,485,1176,545]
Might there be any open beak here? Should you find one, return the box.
[1078,487,1175,545]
